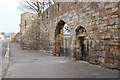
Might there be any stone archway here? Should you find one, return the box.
[54,20,71,56]
[75,26,89,61]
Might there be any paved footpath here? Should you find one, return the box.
[5,43,119,78]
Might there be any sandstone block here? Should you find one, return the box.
[103,16,108,20]
[99,57,105,63]
[105,63,118,69]
[112,7,118,13]
[105,4,113,9]
[115,18,119,25]
[108,18,115,25]
[92,12,99,16]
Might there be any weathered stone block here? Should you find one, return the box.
[112,25,118,29]
[105,4,113,9]
[112,7,118,13]
[106,53,113,59]
[105,63,118,69]
[92,12,99,16]
[103,20,108,26]
[108,18,115,25]
[103,16,108,20]
[111,14,118,18]
[115,18,119,25]
[101,51,106,57]
[107,59,114,64]
[99,57,105,63]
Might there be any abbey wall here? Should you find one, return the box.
[20,2,120,69]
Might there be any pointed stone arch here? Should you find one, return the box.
[55,20,65,37]
[75,26,89,61]
[54,20,71,56]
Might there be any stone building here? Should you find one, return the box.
[19,12,37,49]
[20,2,120,69]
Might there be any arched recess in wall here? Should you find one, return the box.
[54,20,71,56]
[75,26,89,61]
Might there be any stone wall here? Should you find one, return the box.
[20,2,119,69]
[41,2,119,69]
[19,12,37,49]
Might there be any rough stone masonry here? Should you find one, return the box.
[19,2,120,70]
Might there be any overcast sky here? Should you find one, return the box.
[0,0,55,33]
[0,0,23,33]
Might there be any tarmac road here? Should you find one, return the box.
[5,43,119,78]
